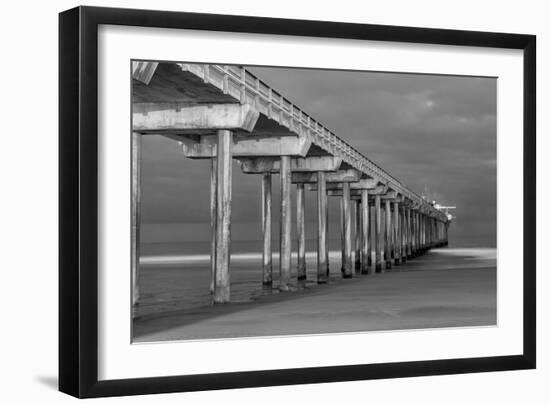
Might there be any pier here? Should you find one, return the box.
[131,61,452,308]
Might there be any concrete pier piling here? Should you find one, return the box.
[296,182,307,281]
[209,158,218,293]
[411,208,416,258]
[279,155,292,291]
[213,130,233,303]
[406,207,413,259]
[340,197,345,274]
[384,199,392,270]
[131,132,142,306]
[261,173,273,286]
[325,185,330,277]
[342,182,353,278]
[368,204,373,267]
[375,194,382,273]
[355,200,362,274]
[361,190,370,274]
[393,201,401,266]
[131,61,453,307]
[317,171,328,283]
[400,205,407,264]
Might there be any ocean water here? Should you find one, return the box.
[136,239,496,319]
[137,241,346,319]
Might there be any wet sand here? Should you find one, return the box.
[133,247,496,342]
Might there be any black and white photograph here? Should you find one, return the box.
[131,61,497,342]
[0,1,541,401]
[0,0,546,401]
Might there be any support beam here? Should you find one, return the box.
[418,211,422,252]
[296,183,306,281]
[385,199,392,269]
[367,203,373,267]
[340,197,345,274]
[325,185,330,278]
[418,211,422,251]
[434,219,437,246]
[180,134,311,159]
[342,183,352,278]
[292,169,361,184]
[279,155,292,291]
[393,201,400,266]
[367,184,390,195]
[400,205,407,264]
[308,178,379,192]
[406,207,412,258]
[418,213,422,251]
[261,173,273,286]
[430,216,433,247]
[131,132,142,308]
[213,130,233,303]
[361,190,370,274]
[422,213,426,250]
[354,200,362,274]
[209,158,217,293]
[380,190,399,200]
[412,208,417,256]
[375,194,382,273]
[133,102,260,134]
[414,209,422,252]
[403,206,408,259]
[317,172,328,283]
[420,213,425,251]
[241,156,342,174]
[426,215,432,249]
[412,210,417,254]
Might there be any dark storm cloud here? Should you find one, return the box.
[140,65,496,246]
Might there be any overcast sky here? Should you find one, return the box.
[139,65,496,248]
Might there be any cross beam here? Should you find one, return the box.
[291,169,362,184]
[179,133,312,159]
[240,156,342,173]
[306,178,381,192]
[133,103,260,134]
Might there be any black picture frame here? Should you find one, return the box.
[59,5,536,398]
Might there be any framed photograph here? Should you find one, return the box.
[59,6,536,398]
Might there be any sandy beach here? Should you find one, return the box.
[133,247,496,342]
